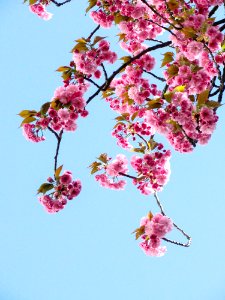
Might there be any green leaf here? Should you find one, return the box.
[205,100,222,108]
[92,36,106,46]
[132,225,145,240]
[37,183,54,194]
[147,99,162,109]
[18,110,36,118]
[131,111,139,122]
[167,0,179,10]
[148,211,154,221]
[56,66,71,72]
[86,0,97,13]
[197,89,209,107]
[55,165,63,180]
[97,153,108,164]
[163,92,173,103]
[167,64,179,78]
[20,116,36,127]
[161,52,174,67]
[29,0,38,5]
[102,88,115,99]
[75,38,87,43]
[120,56,131,63]
[182,27,196,38]
[71,42,88,53]
[40,102,51,116]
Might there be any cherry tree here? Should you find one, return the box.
[20,0,225,257]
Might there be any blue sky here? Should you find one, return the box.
[0,1,225,300]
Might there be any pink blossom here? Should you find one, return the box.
[29,3,53,21]
[23,123,45,143]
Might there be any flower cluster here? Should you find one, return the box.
[29,1,52,21]
[90,154,128,190]
[73,39,117,78]
[20,83,89,142]
[131,148,171,195]
[134,212,173,257]
[38,170,82,213]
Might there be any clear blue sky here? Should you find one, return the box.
[0,1,225,300]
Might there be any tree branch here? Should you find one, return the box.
[209,5,218,17]
[87,25,100,41]
[153,193,192,247]
[142,69,166,82]
[48,127,63,173]
[86,41,172,104]
[118,172,137,180]
[50,0,72,7]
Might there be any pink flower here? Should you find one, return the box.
[60,171,73,185]
[23,123,45,143]
[29,3,53,21]
[139,241,167,257]
[152,214,173,238]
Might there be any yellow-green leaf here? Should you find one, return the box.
[18,110,36,118]
[97,153,108,164]
[29,0,38,5]
[20,116,36,127]
[37,183,54,194]
[86,0,97,13]
[92,36,106,46]
[197,89,209,107]
[56,66,71,72]
[161,52,174,67]
[55,165,63,180]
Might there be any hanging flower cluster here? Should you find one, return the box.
[38,167,81,213]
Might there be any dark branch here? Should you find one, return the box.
[154,193,192,247]
[209,5,218,17]
[118,172,137,180]
[214,18,225,26]
[143,69,166,82]
[83,76,101,89]
[50,0,72,7]
[48,127,63,173]
[101,63,108,81]
[87,25,100,41]
[86,41,172,104]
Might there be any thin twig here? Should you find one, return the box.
[48,127,63,173]
[54,129,63,172]
[214,18,225,26]
[118,172,137,180]
[143,69,166,82]
[50,0,72,7]
[83,76,101,89]
[209,5,218,17]
[87,25,100,41]
[101,63,108,81]
[154,193,192,247]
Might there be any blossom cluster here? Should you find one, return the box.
[29,1,52,21]
[21,83,89,142]
[131,148,171,195]
[38,170,82,213]
[134,212,173,257]
[73,39,117,78]
[93,154,129,190]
